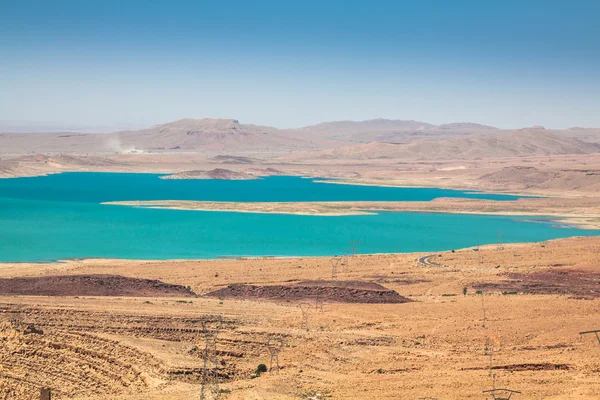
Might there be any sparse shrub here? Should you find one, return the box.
[219,388,232,393]
[256,363,268,374]
[254,363,267,377]
[442,293,457,297]
[475,290,483,295]
[463,287,468,296]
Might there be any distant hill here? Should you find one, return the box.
[558,127,600,144]
[283,120,600,146]
[160,168,256,180]
[284,130,600,161]
[282,119,509,144]
[480,166,600,193]
[0,118,320,155]
[116,118,315,152]
[0,154,128,178]
[283,119,436,143]
[0,132,108,154]
[1,117,599,156]
[428,122,499,134]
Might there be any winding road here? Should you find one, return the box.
[418,254,443,267]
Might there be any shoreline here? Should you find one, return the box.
[312,178,564,198]
[102,200,375,216]
[102,199,600,230]
[0,236,576,267]
[0,169,567,198]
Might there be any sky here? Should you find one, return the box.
[1,0,599,130]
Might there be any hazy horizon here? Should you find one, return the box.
[1,116,600,135]
[2,0,599,130]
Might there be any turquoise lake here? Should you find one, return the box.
[0,173,597,262]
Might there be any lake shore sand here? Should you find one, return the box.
[103,197,600,229]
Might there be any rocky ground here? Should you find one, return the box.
[0,236,599,399]
[205,280,412,304]
[0,275,196,297]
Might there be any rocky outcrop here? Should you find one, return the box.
[160,168,256,180]
[206,281,412,304]
[0,275,196,297]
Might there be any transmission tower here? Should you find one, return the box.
[266,335,285,374]
[340,255,350,273]
[480,291,488,329]
[315,296,324,312]
[9,304,25,331]
[299,302,312,331]
[480,295,520,399]
[349,239,361,256]
[497,229,504,251]
[484,336,495,381]
[580,330,600,344]
[330,256,341,279]
[481,291,495,388]
[200,316,223,400]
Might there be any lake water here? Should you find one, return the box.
[0,173,596,262]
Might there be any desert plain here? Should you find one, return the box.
[1,237,600,399]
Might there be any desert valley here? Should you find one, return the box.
[2,2,600,399]
[1,117,600,399]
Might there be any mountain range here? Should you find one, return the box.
[1,118,599,160]
[285,129,600,161]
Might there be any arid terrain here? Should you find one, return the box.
[1,118,600,399]
[1,237,600,399]
[5,0,600,397]
[2,119,600,199]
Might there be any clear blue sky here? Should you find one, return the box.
[1,0,599,129]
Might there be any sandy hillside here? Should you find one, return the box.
[480,166,600,193]
[284,130,600,161]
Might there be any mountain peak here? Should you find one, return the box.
[521,125,546,131]
[436,122,498,130]
[152,118,242,131]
